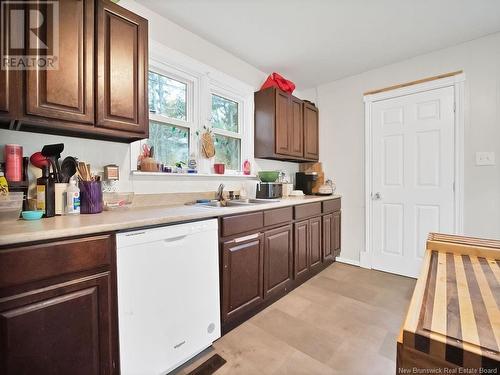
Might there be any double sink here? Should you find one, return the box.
[198,198,280,208]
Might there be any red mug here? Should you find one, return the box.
[214,163,225,174]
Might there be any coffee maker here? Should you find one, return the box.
[295,172,318,195]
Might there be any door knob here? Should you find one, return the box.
[372,192,382,200]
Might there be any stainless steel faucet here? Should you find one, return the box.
[216,183,225,201]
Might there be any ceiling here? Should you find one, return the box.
[136,0,500,88]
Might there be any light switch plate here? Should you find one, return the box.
[475,152,496,166]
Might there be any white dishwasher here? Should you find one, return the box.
[116,219,220,375]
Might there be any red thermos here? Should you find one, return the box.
[4,144,23,182]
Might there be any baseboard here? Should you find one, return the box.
[335,256,360,267]
[359,250,372,269]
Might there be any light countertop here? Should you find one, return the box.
[0,195,341,247]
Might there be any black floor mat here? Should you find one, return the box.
[186,354,227,375]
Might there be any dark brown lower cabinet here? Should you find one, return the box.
[264,225,293,299]
[322,213,334,261]
[294,220,309,278]
[294,216,322,279]
[0,235,118,375]
[309,216,322,271]
[220,199,341,333]
[222,233,264,322]
[332,211,341,256]
[0,273,113,375]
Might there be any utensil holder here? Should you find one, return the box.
[79,181,103,214]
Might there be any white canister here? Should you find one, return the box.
[282,183,293,197]
[54,183,69,215]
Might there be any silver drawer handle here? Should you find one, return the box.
[233,233,259,243]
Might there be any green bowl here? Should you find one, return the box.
[22,210,44,221]
[258,171,280,182]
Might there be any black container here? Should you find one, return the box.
[295,172,318,195]
[36,166,55,217]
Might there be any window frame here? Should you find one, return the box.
[130,42,254,175]
[209,84,245,172]
[147,61,198,158]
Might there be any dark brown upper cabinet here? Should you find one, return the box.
[304,101,319,160]
[0,0,19,126]
[0,67,10,118]
[254,87,318,162]
[289,96,304,157]
[275,89,290,155]
[96,0,148,136]
[0,0,148,142]
[26,0,94,125]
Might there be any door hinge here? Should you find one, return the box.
[453,102,456,113]
[453,181,455,192]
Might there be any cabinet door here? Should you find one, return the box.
[289,96,304,157]
[322,213,334,261]
[264,225,293,298]
[333,211,341,256]
[0,273,115,375]
[0,66,9,118]
[304,102,319,160]
[25,0,94,124]
[275,89,291,155]
[309,216,322,270]
[96,0,148,135]
[222,233,264,322]
[0,0,19,123]
[294,220,309,278]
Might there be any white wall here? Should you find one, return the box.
[0,128,298,197]
[1,0,301,197]
[318,32,500,263]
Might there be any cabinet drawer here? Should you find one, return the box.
[322,198,341,213]
[0,235,114,289]
[264,207,293,227]
[294,202,321,220]
[221,211,264,237]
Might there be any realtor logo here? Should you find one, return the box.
[1,1,59,70]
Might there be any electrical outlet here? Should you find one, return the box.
[475,152,496,166]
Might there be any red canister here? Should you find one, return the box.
[4,144,23,182]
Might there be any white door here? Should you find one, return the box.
[371,86,455,278]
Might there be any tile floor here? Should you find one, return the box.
[176,263,416,375]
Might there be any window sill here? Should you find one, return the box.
[131,171,258,179]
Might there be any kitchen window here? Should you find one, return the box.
[211,93,243,171]
[131,44,253,176]
[148,71,187,120]
[148,121,189,166]
[146,69,195,166]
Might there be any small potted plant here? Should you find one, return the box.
[175,161,186,173]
